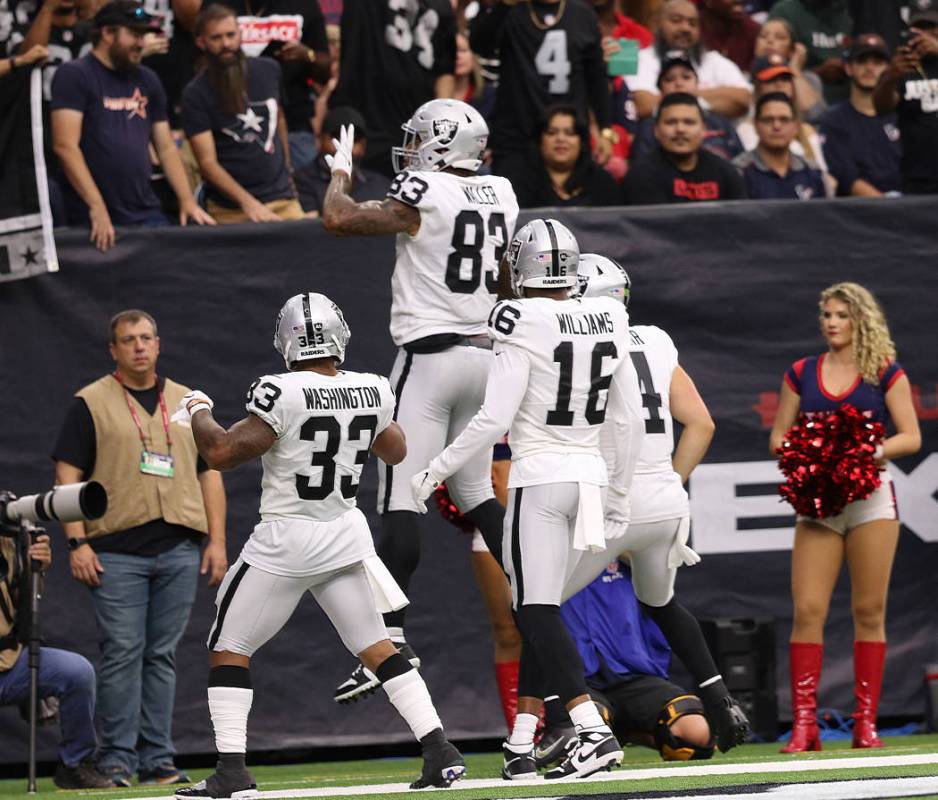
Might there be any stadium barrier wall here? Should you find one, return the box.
[1,197,936,762]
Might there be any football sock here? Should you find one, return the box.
[506,712,539,752]
[640,598,722,690]
[382,668,442,741]
[377,511,421,630]
[464,499,505,567]
[208,666,253,758]
[544,695,571,727]
[569,700,609,734]
[515,604,589,705]
[495,660,519,729]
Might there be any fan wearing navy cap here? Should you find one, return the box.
[51,0,215,252]
[629,50,743,162]
[819,34,901,197]
[622,92,746,204]
[873,0,938,194]
[294,107,391,216]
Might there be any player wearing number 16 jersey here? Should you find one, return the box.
[412,220,645,780]
[323,98,519,702]
[171,294,465,799]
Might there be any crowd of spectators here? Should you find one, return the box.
[1,0,937,247]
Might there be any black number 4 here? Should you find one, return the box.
[629,351,665,434]
[546,341,618,426]
[295,414,378,501]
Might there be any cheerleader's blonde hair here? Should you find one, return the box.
[819,282,896,385]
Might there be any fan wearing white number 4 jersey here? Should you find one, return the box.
[412,220,645,781]
[323,98,520,704]
[171,294,465,800]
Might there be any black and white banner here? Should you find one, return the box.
[0,66,57,283]
[0,199,935,762]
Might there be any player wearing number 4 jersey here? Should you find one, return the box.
[170,294,465,799]
[555,255,750,755]
[323,98,519,703]
[413,220,645,781]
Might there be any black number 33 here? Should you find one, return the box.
[251,381,282,413]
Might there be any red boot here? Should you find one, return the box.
[495,660,519,732]
[852,641,886,748]
[780,642,823,753]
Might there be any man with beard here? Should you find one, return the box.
[628,0,751,119]
[819,34,901,196]
[874,0,938,194]
[182,2,303,223]
[622,92,746,203]
[51,0,214,251]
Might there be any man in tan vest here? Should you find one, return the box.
[52,309,227,788]
[0,534,112,788]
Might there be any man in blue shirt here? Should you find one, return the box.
[536,562,715,766]
[819,34,901,196]
[734,92,827,199]
[51,1,213,251]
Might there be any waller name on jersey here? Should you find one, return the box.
[303,385,383,412]
[556,310,617,336]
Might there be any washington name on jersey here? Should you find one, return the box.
[489,296,630,487]
[628,324,689,523]
[387,169,519,346]
[246,370,395,522]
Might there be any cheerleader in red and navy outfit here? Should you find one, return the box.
[769,282,920,752]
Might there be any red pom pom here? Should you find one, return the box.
[777,404,884,518]
[434,482,476,534]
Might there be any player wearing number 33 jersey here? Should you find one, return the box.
[323,98,519,701]
[172,294,466,799]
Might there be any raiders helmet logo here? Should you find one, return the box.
[432,118,459,145]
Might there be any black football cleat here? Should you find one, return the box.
[334,644,421,704]
[544,729,623,781]
[409,741,466,789]
[706,694,751,752]
[174,767,257,800]
[501,743,537,780]
[534,722,578,768]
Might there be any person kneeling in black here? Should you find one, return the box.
[499,104,620,209]
[623,92,746,204]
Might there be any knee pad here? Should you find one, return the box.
[654,694,715,761]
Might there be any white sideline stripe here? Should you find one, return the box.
[652,776,938,800]
[227,752,938,798]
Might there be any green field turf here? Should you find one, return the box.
[2,735,937,799]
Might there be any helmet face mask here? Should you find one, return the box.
[273,293,351,370]
[391,99,488,174]
[575,253,631,308]
[507,219,580,297]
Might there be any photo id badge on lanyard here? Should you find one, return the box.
[140,450,175,477]
[113,372,176,479]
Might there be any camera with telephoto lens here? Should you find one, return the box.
[0,482,107,529]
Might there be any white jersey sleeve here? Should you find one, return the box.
[388,170,520,346]
[249,370,395,522]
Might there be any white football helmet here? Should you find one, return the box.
[576,253,631,308]
[507,218,579,297]
[391,98,488,174]
[274,293,351,369]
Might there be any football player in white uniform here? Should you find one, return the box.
[411,221,645,780]
[170,294,465,799]
[322,98,520,702]
[543,256,750,756]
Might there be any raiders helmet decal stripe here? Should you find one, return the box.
[544,220,560,275]
[301,293,315,344]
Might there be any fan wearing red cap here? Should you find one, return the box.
[872,0,938,194]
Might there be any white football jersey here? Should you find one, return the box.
[387,169,519,346]
[489,296,631,487]
[246,370,395,522]
[628,324,690,523]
